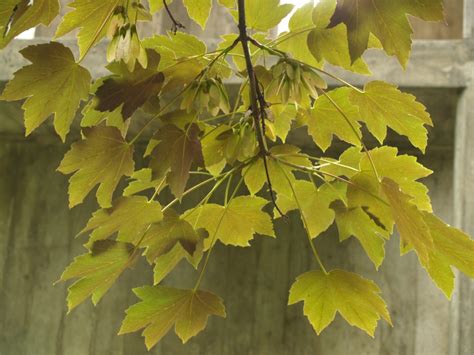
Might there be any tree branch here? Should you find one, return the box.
[163,0,185,33]
[237,0,285,217]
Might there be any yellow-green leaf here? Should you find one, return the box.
[119,286,226,349]
[142,210,203,284]
[60,240,135,311]
[58,126,134,208]
[334,205,387,269]
[231,0,294,32]
[277,180,343,238]
[420,213,474,298]
[350,81,433,152]
[55,0,123,60]
[307,87,362,151]
[80,196,163,247]
[183,0,212,29]
[148,0,174,13]
[243,145,311,197]
[0,42,91,141]
[123,168,166,196]
[0,0,59,48]
[185,196,275,248]
[381,178,434,264]
[361,147,433,211]
[289,269,392,336]
[330,0,444,66]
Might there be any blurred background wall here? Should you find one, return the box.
[0,1,473,354]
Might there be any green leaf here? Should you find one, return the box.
[55,0,123,60]
[361,147,433,211]
[289,269,392,336]
[80,196,163,247]
[320,146,362,180]
[218,0,235,8]
[142,210,203,284]
[420,213,474,298]
[270,103,297,142]
[350,81,433,152]
[231,0,294,32]
[0,0,59,48]
[183,0,212,29]
[58,126,135,208]
[148,0,174,13]
[120,286,225,349]
[330,0,444,66]
[123,168,166,197]
[150,123,203,198]
[60,240,135,311]
[277,180,343,238]
[0,42,91,141]
[381,178,434,264]
[243,145,311,197]
[95,51,165,118]
[307,0,370,74]
[334,205,387,269]
[307,87,362,151]
[185,196,275,248]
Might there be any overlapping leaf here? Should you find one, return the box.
[185,196,275,247]
[0,0,59,48]
[289,269,392,336]
[80,196,163,247]
[350,81,433,152]
[277,180,344,238]
[58,126,134,208]
[120,286,226,349]
[142,210,203,284]
[150,123,203,198]
[330,0,444,66]
[55,0,124,59]
[123,168,166,196]
[59,240,136,311]
[95,51,165,118]
[183,0,212,29]
[230,0,293,32]
[243,145,311,197]
[0,42,91,141]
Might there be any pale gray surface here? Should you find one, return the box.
[0,1,473,355]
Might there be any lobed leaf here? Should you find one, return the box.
[119,286,226,349]
[0,42,91,141]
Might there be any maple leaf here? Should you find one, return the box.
[55,0,124,60]
[244,145,311,197]
[306,0,370,74]
[330,0,444,66]
[381,178,434,264]
[350,81,433,152]
[150,123,203,198]
[307,87,362,151]
[80,196,163,248]
[334,205,387,269]
[183,0,212,29]
[119,286,226,349]
[0,0,59,48]
[59,240,136,311]
[277,180,344,238]
[231,0,294,31]
[185,196,275,248]
[360,146,433,211]
[95,50,165,119]
[420,213,474,298]
[58,126,135,208]
[289,269,392,336]
[320,146,362,179]
[148,0,173,13]
[142,210,203,284]
[0,42,91,141]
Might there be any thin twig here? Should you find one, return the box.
[163,0,185,33]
